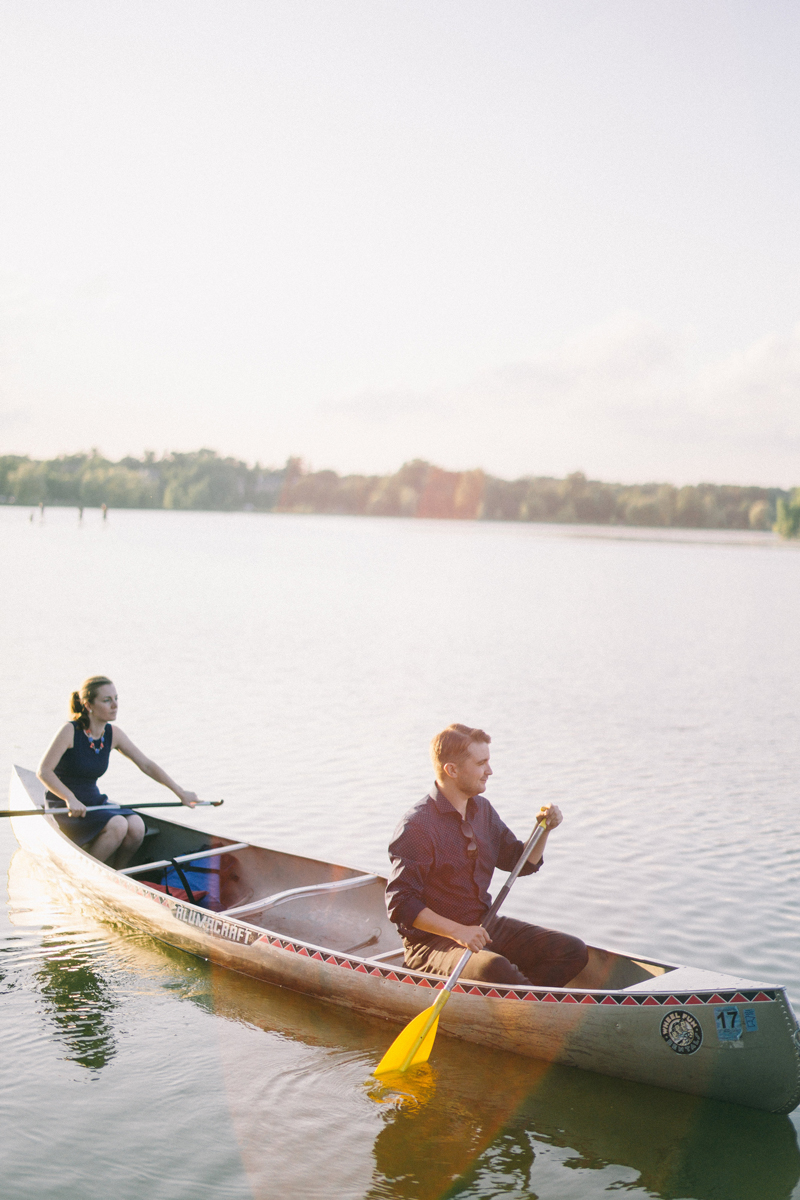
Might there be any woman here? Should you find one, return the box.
[38,676,200,867]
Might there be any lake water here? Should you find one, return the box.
[1,505,799,1200]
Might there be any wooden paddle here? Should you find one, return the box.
[373,816,549,1077]
[0,800,225,817]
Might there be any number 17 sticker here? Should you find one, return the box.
[715,1006,742,1041]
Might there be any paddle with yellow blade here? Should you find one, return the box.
[373,815,550,1077]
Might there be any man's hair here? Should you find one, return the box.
[430,723,491,776]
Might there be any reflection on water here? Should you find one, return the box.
[366,1046,800,1200]
[5,845,800,1200]
[35,941,117,1072]
[195,949,800,1200]
[455,1062,800,1200]
[7,851,118,1073]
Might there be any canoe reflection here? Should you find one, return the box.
[199,961,800,1200]
[7,850,118,1073]
[366,1046,800,1200]
[35,943,117,1072]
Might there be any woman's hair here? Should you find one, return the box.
[70,676,113,728]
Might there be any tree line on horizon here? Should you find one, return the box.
[1,449,799,535]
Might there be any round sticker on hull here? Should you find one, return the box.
[661,1010,703,1055]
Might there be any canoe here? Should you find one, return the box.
[9,764,800,1112]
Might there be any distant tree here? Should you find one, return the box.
[6,460,49,503]
[367,460,430,517]
[80,463,156,508]
[161,450,248,510]
[775,490,800,538]
[748,500,771,530]
[0,450,790,533]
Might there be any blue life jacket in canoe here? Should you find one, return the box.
[152,858,223,909]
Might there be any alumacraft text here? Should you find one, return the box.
[173,904,259,944]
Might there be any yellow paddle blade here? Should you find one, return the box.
[373,994,449,1077]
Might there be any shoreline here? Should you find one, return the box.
[5,503,797,547]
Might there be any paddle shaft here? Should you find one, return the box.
[392,817,549,1073]
[0,800,224,818]
[442,816,548,992]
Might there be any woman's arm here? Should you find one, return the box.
[112,727,199,807]
[37,725,85,817]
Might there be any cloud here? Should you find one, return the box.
[0,406,29,431]
[697,328,800,436]
[3,282,799,488]
[313,313,800,486]
[329,389,452,423]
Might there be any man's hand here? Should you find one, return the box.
[452,924,492,953]
[411,908,492,951]
[537,803,562,831]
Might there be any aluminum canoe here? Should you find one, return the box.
[9,765,800,1112]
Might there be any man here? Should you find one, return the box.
[386,723,588,987]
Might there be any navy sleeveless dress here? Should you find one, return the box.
[46,721,134,846]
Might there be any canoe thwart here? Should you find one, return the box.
[119,842,250,876]
[221,873,380,918]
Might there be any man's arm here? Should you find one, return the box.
[387,812,492,953]
[386,808,434,933]
[410,806,566,955]
[420,805,565,951]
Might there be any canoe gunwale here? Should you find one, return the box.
[6,762,795,1005]
[42,832,788,1009]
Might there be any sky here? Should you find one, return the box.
[1,0,800,486]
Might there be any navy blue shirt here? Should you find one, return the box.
[386,787,541,943]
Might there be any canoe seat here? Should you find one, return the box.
[365,948,406,964]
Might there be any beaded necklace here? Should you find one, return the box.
[84,726,106,754]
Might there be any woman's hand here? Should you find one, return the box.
[179,791,200,808]
[67,798,87,818]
